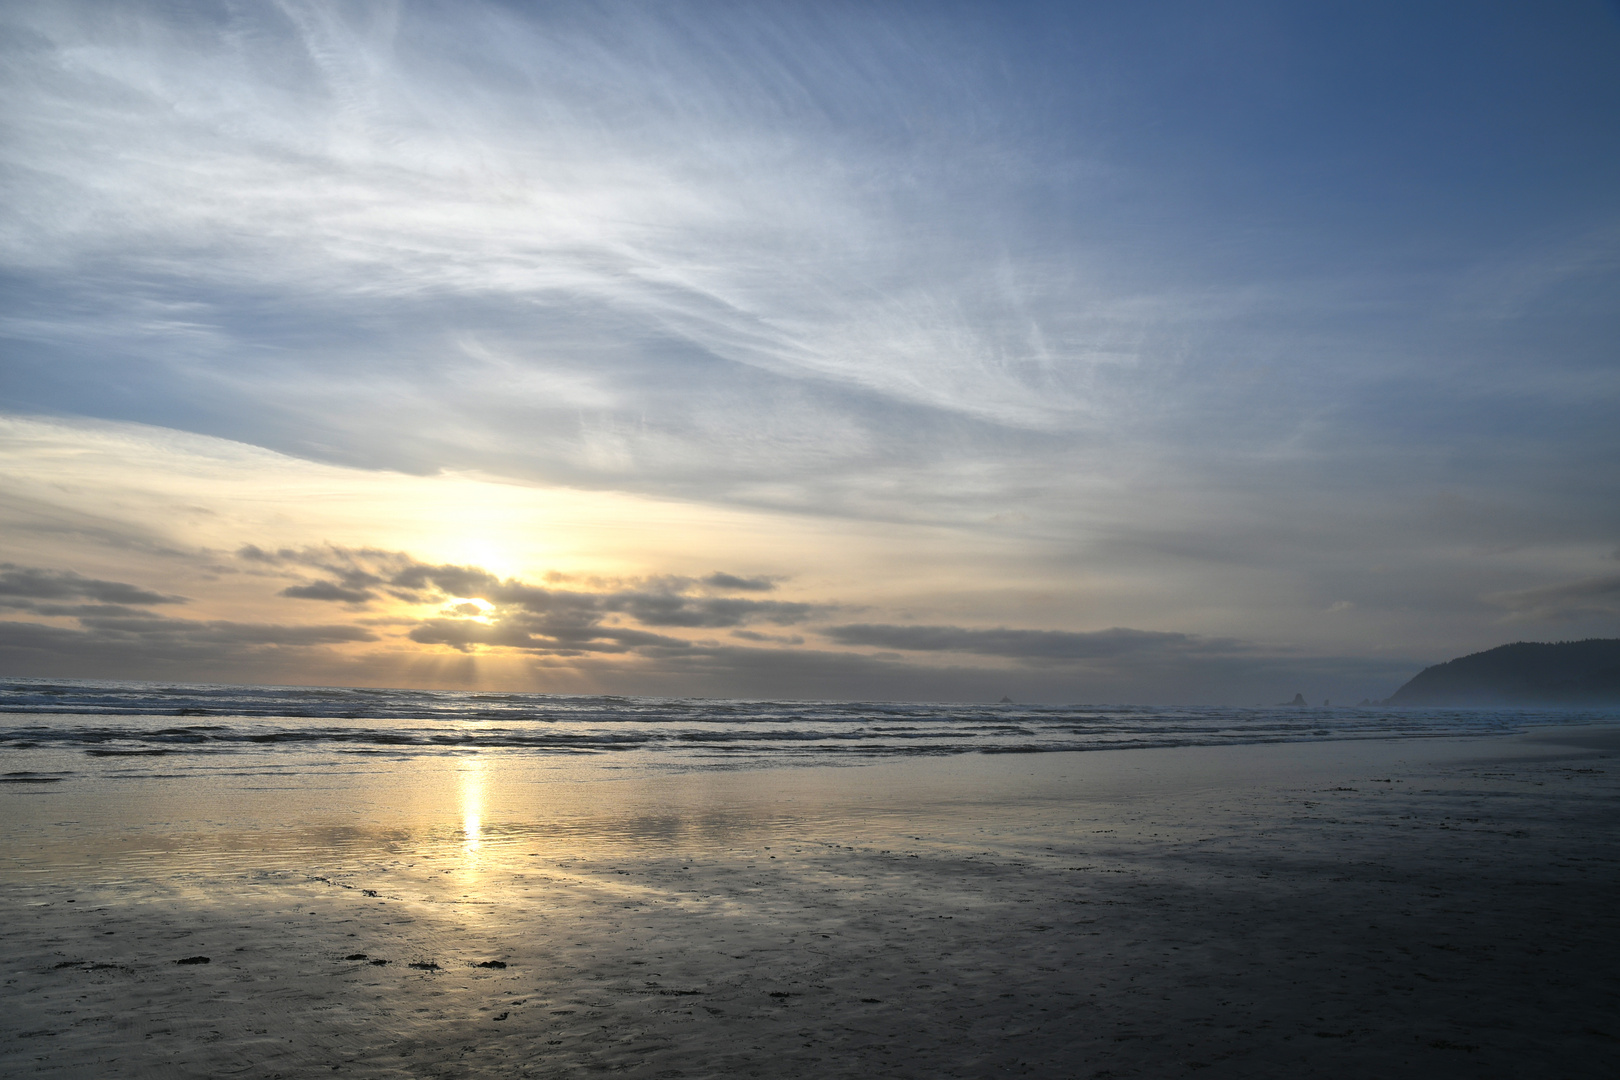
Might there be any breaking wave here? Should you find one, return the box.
[1,677,1610,764]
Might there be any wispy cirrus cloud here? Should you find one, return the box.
[2,3,1618,698]
[25,0,1612,520]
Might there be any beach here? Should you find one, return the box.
[3,727,1618,1078]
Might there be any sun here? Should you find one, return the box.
[445,537,518,577]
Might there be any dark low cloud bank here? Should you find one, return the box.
[0,563,185,608]
[0,552,1423,702]
[67,611,373,648]
[0,612,372,669]
[0,558,372,678]
[825,623,1249,662]
[491,643,1421,707]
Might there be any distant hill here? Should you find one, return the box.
[1387,639,1620,706]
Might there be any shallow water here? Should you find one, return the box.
[4,676,1615,892]
[2,716,1605,887]
[5,703,1618,1080]
[4,727,1617,1079]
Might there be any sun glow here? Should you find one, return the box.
[441,537,523,580]
[445,597,496,623]
[460,757,485,860]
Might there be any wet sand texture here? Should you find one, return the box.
[3,732,1619,1078]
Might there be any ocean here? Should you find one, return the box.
[3,677,1613,777]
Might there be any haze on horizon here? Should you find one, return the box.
[2,0,1618,704]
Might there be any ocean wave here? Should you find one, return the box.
[0,677,1612,763]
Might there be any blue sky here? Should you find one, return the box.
[1,1,1617,701]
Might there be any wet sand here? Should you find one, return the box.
[3,729,1618,1078]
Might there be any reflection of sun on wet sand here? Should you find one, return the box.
[3,731,1619,1078]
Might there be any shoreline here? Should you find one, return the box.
[4,725,1618,1077]
[8,685,1614,776]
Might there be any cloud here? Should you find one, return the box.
[3,0,1617,623]
[0,558,371,679]
[407,615,689,657]
[231,545,819,656]
[824,623,1247,663]
[0,547,1429,703]
[8,0,1536,518]
[731,629,805,645]
[3,1,1616,703]
[72,611,374,647]
[0,563,186,607]
[1490,574,1620,621]
[394,574,812,654]
[496,638,1421,707]
[0,613,372,671]
[221,545,1413,704]
[240,544,398,600]
[703,572,776,592]
[0,1,1122,457]
[601,593,812,629]
[385,561,501,599]
[2,603,161,619]
[280,580,376,604]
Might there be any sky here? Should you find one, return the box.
[2,0,1618,703]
